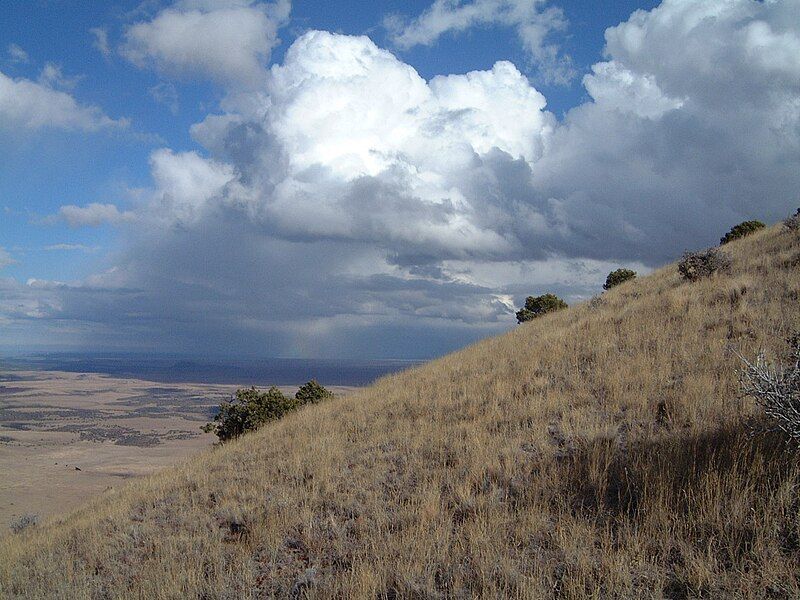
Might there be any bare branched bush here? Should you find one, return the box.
[784,208,800,232]
[678,248,732,281]
[739,338,800,444]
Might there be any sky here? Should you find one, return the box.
[0,0,798,359]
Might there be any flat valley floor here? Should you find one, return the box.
[0,370,353,533]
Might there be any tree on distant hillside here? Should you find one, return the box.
[720,220,765,244]
[516,293,568,323]
[603,268,637,290]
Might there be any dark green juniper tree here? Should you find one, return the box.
[603,268,637,290]
[516,293,568,324]
[203,381,333,442]
[295,379,334,405]
[720,220,765,245]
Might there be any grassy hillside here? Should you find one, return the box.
[2,225,799,599]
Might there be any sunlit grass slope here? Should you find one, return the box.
[2,225,799,599]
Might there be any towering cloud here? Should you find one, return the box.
[531,0,800,261]
[8,0,800,356]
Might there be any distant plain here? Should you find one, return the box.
[0,370,355,530]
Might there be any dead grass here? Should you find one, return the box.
[1,225,799,599]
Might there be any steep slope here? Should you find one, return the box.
[2,226,799,599]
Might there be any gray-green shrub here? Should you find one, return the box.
[9,514,38,534]
[678,248,732,282]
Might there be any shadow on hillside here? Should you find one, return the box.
[563,419,797,521]
[545,422,800,598]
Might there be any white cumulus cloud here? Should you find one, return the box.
[121,0,291,89]
[385,0,574,84]
[57,203,137,227]
[148,148,238,225]
[530,0,800,261]
[0,71,127,132]
[0,247,14,270]
[189,31,556,262]
[583,61,685,120]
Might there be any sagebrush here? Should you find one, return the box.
[678,248,732,281]
[8,515,37,535]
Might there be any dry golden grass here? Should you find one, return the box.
[1,225,799,599]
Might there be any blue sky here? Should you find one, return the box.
[1,0,798,358]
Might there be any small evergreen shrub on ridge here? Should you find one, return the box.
[720,220,765,245]
[603,268,637,290]
[295,379,334,405]
[516,293,568,323]
[203,380,333,442]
